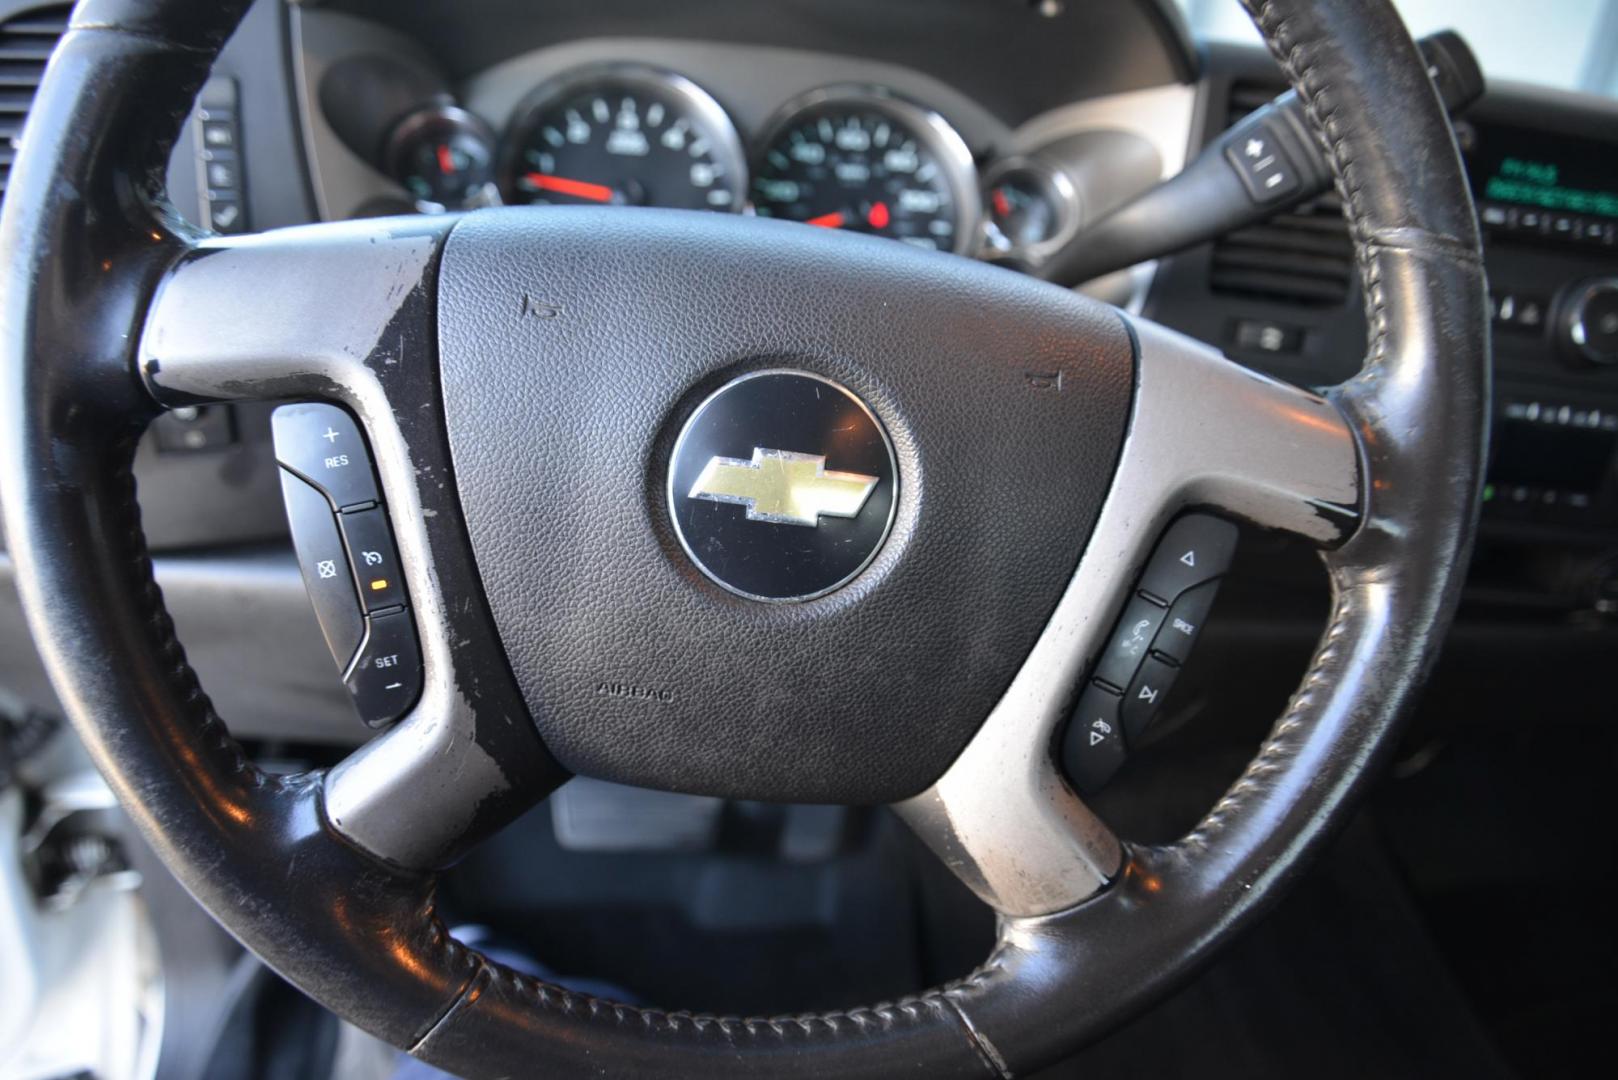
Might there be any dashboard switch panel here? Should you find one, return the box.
[192,77,247,234]
[345,609,423,728]
[279,469,364,671]
[271,402,380,510]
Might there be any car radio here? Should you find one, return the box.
[1485,396,1618,527]
[1463,110,1618,532]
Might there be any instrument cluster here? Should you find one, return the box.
[381,62,1070,263]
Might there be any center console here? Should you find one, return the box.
[1144,53,1618,613]
[1465,103,1618,531]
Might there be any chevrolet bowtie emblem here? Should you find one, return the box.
[688,448,879,527]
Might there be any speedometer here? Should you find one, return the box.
[501,64,747,212]
[751,87,980,255]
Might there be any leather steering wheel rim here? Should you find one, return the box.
[0,0,1487,1076]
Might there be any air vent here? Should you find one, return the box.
[0,4,72,208]
[1208,80,1354,307]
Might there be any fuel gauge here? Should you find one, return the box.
[982,157,1078,269]
[384,105,499,213]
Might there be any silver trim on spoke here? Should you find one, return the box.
[896,316,1361,917]
[138,222,520,867]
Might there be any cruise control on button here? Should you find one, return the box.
[339,508,407,613]
[271,402,380,509]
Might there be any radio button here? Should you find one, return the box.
[1152,580,1221,666]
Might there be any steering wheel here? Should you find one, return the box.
[0,0,1487,1075]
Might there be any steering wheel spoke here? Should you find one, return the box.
[139,219,452,409]
[898,314,1363,917]
[139,219,569,869]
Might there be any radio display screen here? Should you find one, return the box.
[1471,123,1618,220]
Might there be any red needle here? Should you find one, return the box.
[806,210,847,229]
[866,202,891,230]
[991,188,1012,219]
[522,172,616,203]
[436,143,456,175]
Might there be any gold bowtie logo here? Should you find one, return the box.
[688,448,879,527]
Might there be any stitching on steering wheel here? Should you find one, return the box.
[427,935,1019,1042]
[112,433,267,788]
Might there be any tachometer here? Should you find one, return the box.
[501,64,747,212]
[751,87,980,255]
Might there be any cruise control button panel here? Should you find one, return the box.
[272,402,380,510]
[274,403,421,728]
[1061,513,1236,796]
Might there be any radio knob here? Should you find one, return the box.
[1561,277,1618,367]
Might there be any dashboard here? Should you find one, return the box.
[3,0,1617,751]
[283,0,1196,276]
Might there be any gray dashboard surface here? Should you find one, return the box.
[0,552,360,746]
[324,0,1195,123]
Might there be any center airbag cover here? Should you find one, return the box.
[437,208,1133,804]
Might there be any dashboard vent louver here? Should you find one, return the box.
[1208,80,1355,307]
[0,4,72,208]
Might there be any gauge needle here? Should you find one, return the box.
[436,144,456,175]
[522,172,616,203]
[807,203,890,231]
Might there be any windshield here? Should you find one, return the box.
[1175,0,1618,98]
